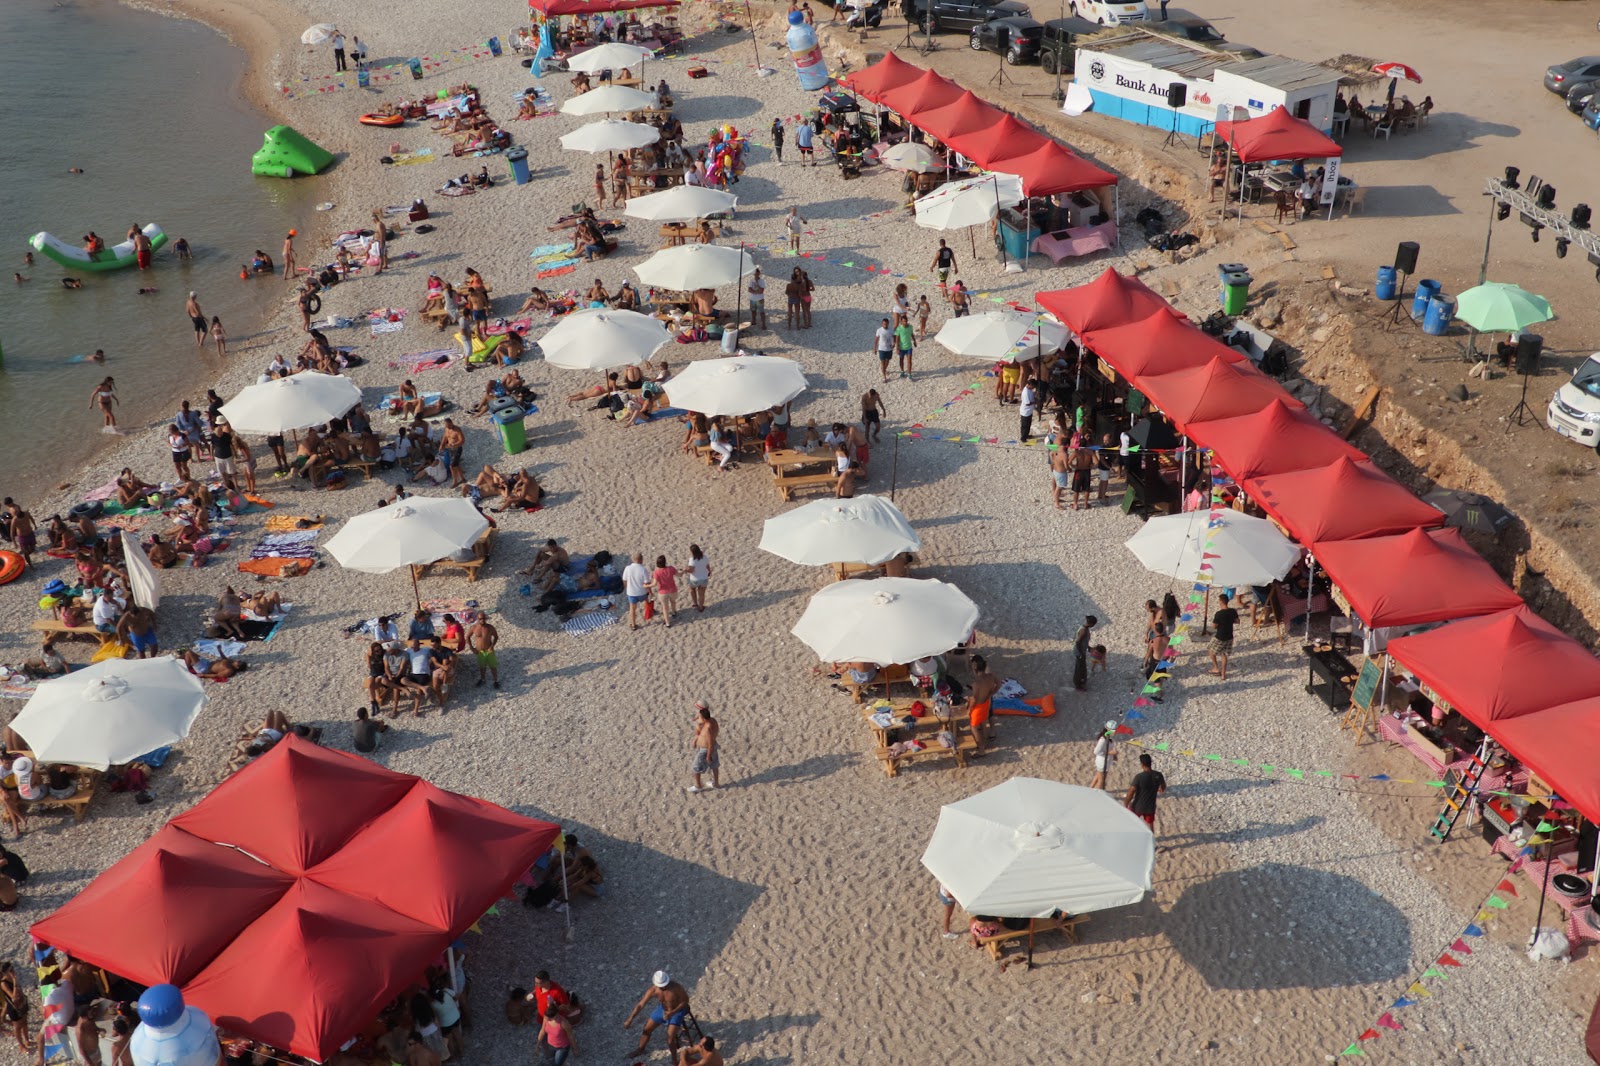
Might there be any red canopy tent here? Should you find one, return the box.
[880,70,967,118]
[1386,607,1600,727]
[914,92,1007,144]
[1244,456,1445,544]
[945,114,1039,166]
[1307,528,1523,628]
[1495,699,1600,826]
[1188,398,1366,481]
[1214,106,1343,162]
[986,139,1118,197]
[1136,356,1300,434]
[1081,311,1246,381]
[837,51,922,103]
[32,738,559,1061]
[530,0,678,13]
[1036,269,1185,336]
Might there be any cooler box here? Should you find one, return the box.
[492,406,527,454]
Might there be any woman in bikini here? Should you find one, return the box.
[88,377,118,430]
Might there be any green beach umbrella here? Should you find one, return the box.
[1454,282,1553,334]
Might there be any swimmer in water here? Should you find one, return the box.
[90,350,106,363]
[13,273,26,284]
[23,252,33,266]
[137,287,157,295]
[174,238,190,259]
[68,167,83,174]
[61,278,82,289]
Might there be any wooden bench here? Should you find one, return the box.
[341,457,380,480]
[774,472,835,502]
[10,757,102,824]
[874,730,976,778]
[843,663,912,704]
[975,915,1089,960]
[832,561,886,582]
[414,528,495,583]
[31,619,112,645]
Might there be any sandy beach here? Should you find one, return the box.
[2,1,1596,1063]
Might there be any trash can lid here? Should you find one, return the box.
[491,406,524,423]
[507,147,529,161]
[1217,262,1248,277]
[1223,271,1252,284]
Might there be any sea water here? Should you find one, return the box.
[0,0,321,501]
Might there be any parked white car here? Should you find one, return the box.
[1072,0,1147,24]
[1546,352,1600,453]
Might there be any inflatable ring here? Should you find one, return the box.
[67,500,103,521]
[305,292,322,315]
[0,551,24,586]
[360,113,404,128]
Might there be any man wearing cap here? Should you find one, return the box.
[688,702,719,794]
[1090,720,1117,791]
[623,970,691,1058]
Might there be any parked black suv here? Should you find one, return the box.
[1037,15,1100,75]
[901,0,1030,34]
[969,16,1043,64]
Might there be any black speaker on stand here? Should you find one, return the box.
[1161,82,1187,149]
[1386,240,1419,325]
[1506,333,1544,432]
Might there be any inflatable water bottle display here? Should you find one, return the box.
[786,12,829,91]
[129,985,221,1066]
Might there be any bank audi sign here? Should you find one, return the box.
[1080,48,1216,117]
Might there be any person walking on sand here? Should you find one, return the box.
[353,36,368,69]
[1124,752,1167,837]
[861,387,886,442]
[931,238,958,299]
[210,316,227,357]
[950,280,970,318]
[332,30,347,72]
[746,268,767,330]
[688,701,719,793]
[873,318,894,383]
[88,376,118,430]
[686,543,711,612]
[795,117,815,165]
[185,292,207,349]
[468,612,500,688]
[623,971,691,1059]
[622,552,652,630]
[1209,591,1240,680]
[1073,615,1096,692]
[538,1004,575,1066]
[648,555,679,628]
[770,117,785,164]
[1018,376,1037,442]
[1049,440,1071,510]
[916,293,932,339]
[1089,720,1116,790]
[282,231,298,282]
[894,317,916,379]
[937,884,961,940]
[784,206,808,253]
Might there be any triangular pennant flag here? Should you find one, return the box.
[1125,709,1146,721]
[1377,1013,1403,1031]
[1286,769,1305,780]
[1420,967,1445,980]
[1389,998,1415,1011]
[1437,954,1462,968]
[1535,820,1556,833]
[1408,983,1432,999]
[1496,879,1519,897]
[486,903,501,916]
[1450,938,1472,955]
[1358,1029,1380,1042]
[1115,724,1134,735]
[1484,895,1509,910]
[1152,742,1169,751]
[1339,1044,1364,1057]
[1369,774,1391,781]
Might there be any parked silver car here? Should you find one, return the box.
[1545,56,1600,95]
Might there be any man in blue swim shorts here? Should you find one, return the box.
[624,970,692,1058]
[116,605,160,658]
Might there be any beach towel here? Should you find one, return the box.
[529,242,575,260]
[388,149,436,165]
[371,319,405,335]
[99,513,151,533]
[264,515,324,533]
[561,609,620,635]
[257,531,319,549]
[81,478,121,503]
[249,542,319,560]
[237,557,313,578]
[0,674,41,701]
[195,639,248,660]
[414,355,459,373]
[485,317,533,337]
[991,695,1057,718]
[390,348,457,370]
[537,264,578,280]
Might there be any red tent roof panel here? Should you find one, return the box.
[1494,699,1600,826]
[988,139,1117,195]
[1082,311,1246,380]
[1308,528,1523,629]
[1137,357,1300,433]
[1387,607,1600,727]
[1216,106,1342,163]
[945,113,1038,166]
[914,92,1007,143]
[1037,269,1186,336]
[1244,457,1444,543]
[838,52,922,103]
[1189,399,1366,481]
[881,70,967,117]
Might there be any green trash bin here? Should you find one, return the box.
[1221,270,1252,315]
[492,405,526,454]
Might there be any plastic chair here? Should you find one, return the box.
[1372,119,1394,141]
[1345,187,1368,215]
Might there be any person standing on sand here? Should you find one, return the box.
[688,701,719,793]
[468,613,500,688]
[1090,720,1116,791]
[1124,753,1167,837]
[88,377,118,430]
[1210,591,1239,680]
[967,653,998,751]
[622,553,652,630]
[185,292,207,349]
[1049,441,1071,510]
[1073,615,1096,692]
[686,543,711,612]
[353,36,368,69]
[784,206,807,253]
[746,268,767,330]
[931,238,958,299]
[860,388,885,442]
[770,117,785,164]
[282,231,298,282]
[332,30,347,72]
[648,555,679,628]
[623,972,691,1059]
[210,316,227,357]
[297,282,316,333]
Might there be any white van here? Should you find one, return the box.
[1072,0,1148,24]
[1546,352,1600,452]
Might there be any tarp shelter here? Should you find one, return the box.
[530,0,678,13]
[1189,399,1366,481]
[1494,698,1600,828]
[1308,528,1523,629]
[1386,607,1600,727]
[880,70,968,119]
[31,737,559,1061]
[1244,456,1444,544]
[1137,357,1300,434]
[1214,105,1342,162]
[838,51,922,103]
[946,114,1041,167]
[915,92,1007,144]
[1036,269,1186,336]
[1081,311,1246,381]
[987,139,1118,197]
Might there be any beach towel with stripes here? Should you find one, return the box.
[562,610,620,636]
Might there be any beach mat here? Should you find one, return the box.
[561,610,620,635]
[537,263,578,280]
[992,695,1057,718]
[264,515,324,533]
[237,557,313,578]
[388,149,436,165]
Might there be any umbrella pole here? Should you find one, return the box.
[411,565,423,613]
[1532,830,1555,946]
[1026,919,1036,971]
[890,433,901,503]
[1305,556,1315,641]
[736,243,746,327]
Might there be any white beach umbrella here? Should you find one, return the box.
[218,372,361,436]
[921,778,1154,919]
[1125,510,1298,588]
[120,531,161,610]
[12,658,207,771]
[914,172,1026,231]
[559,119,660,154]
[634,243,756,290]
[540,308,671,371]
[301,23,338,45]
[935,310,1070,362]
[326,497,489,609]
[566,42,653,74]
[760,495,921,567]
[791,577,979,666]
[664,355,806,417]
[560,84,658,116]
[625,186,739,223]
[881,142,941,174]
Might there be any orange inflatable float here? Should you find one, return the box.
[359,113,404,127]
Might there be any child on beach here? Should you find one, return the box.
[210,316,228,357]
[916,294,931,339]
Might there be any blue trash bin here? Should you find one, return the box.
[1412,279,1441,320]
[507,147,531,185]
[1375,265,1397,302]
[1423,295,1454,336]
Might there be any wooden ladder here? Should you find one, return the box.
[1428,746,1488,844]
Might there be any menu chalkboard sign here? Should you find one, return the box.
[1352,657,1382,712]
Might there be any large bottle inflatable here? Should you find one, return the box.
[128,986,221,1066]
[251,126,336,178]
[786,12,829,92]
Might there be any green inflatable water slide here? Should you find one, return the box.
[252,126,335,178]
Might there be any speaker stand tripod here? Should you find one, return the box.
[1505,371,1542,432]
[1161,105,1186,149]
[1384,270,1411,326]
[989,55,1012,88]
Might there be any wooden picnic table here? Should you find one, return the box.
[860,698,978,777]
[765,447,836,501]
[628,168,686,196]
[659,222,696,246]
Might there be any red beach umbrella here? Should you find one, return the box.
[1371,61,1422,103]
